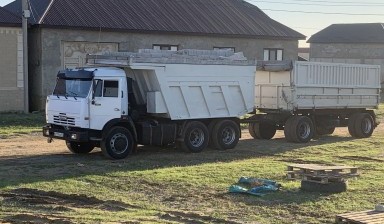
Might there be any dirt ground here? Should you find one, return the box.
[1,125,383,223]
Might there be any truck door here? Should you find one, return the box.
[89,79,122,130]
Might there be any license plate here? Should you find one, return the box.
[54,132,64,138]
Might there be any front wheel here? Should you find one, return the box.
[101,126,136,159]
[284,116,314,143]
[211,120,240,150]
[66,141,94,154]
[349,113,374,138]
[177,121,209,153]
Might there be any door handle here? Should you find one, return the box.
[114,108,120,111]
[94,103,101,106]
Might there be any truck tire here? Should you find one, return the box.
[286,116,314,143]
[66,141,94,154]
[354,113,374,138]
[301,180,348,193]
[101,126,135,159]
[284,116,296,142]
[316,126,335,135]
[348,113,360,137]
[178,121,209,153]
[249,120,276,140]
[211,120,240,150]
[248,123,259,139]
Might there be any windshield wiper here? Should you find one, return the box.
[68,91,78,100]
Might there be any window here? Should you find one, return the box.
[153,44,178,51]
[213,47,235,52]
[263,49,283,61]
[94,80,119,97]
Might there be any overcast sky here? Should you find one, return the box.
[1,0,383,47]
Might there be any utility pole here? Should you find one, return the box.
[22,0,30,113]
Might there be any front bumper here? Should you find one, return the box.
[42,125,89,142]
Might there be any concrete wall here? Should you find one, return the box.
[310,43,384,86]
[0,27,23,112]
[31,28,299,110]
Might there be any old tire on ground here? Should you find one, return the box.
[301,180,348,193]
[66,141,94,154]
[211,120,240,150]
[354,113,374,138]
[253,120,277,140]
[248,123,259,139]
[178,121,209,153]
[285,116,314,143]
[101,126,135,159]
[316,126,336,136]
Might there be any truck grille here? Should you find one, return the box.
[53,113,75,126]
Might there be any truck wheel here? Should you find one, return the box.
[286,116,314,143]
[301,180,348,193]
[101,126,135,159]
[66,141,94,154]
[348,113,359,137]
[354,113,374,138]
[178,121,209,153]
[284,116,295,142]
[248,123,259,139]
[212,120,240,150]
[316,126,335,135]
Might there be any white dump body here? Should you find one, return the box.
[87,49,256,120]
[255,61,381,111]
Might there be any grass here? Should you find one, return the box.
[0,112,45,138]
[0,108,383,223]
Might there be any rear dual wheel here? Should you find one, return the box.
[284,116,314,143]
[177,121,209,153]
[211,120,240,150]
[248,120,276,140]
[348,113,374,138]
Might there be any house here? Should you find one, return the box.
[0,7,22,112]
[308,23,384,91]
[5,0,305,111]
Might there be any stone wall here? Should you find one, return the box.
[0,27,23,112]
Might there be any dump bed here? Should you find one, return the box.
[255,61,381,111]
[87,49,256,120]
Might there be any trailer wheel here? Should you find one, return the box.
[248,123,259,139]
[178,121,209,153]
[284,116,296,142]
[66,141,94,154]
[354,113,374,138]
[286,116,314,143]
[301,180,348,193]
[316,126,335,135]
[248,120,276,140]
[348,113,360,137]
[211,120,240,150]
[101,126,135,159]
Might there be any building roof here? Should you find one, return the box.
[0,6,21,26]
[5,0,305,40]
[308,23,384,44]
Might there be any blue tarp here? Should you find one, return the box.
[229,177,281,196]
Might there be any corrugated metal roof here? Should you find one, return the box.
[308,23,384,44]
[0,6,21,26]
[5,0,304,39]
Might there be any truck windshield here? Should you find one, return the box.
[53,78,92,98]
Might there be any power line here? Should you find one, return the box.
[261,8,384,16]
[248,0,384,7]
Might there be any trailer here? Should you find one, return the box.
[247,61,381,143]
[43,49,257,159]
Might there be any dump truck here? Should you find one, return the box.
[247,61,381,143]
[43,49,257,159]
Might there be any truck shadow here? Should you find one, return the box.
[0,134,353,189]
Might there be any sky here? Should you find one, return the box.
[1,0,383,47]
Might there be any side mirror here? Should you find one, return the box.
[91,79,96,104]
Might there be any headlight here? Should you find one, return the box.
[44,129,50,136]
[70,134,77,140]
